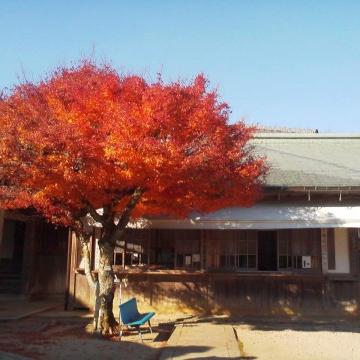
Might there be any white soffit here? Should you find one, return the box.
[131,204,360,230]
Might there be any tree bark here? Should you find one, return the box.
[78,233,101,331]
[97,240,118,334]
[78,231,118,334]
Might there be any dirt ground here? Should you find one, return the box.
[236,320,360,360]
[0,315,174,360]
[3,313,360,360]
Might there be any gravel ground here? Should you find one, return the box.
[236,322,360,360]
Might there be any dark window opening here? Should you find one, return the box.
[278,230,292,269]
[174,230,201,270]
[258,231,277,271]
[327,229,336,270]
[149,230,175,269]
[114,252,123,266]
[207,230,257,271]
[114,229,149,268]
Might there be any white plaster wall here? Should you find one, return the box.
[328,228,350,274]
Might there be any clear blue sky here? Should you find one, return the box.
[1,0,360,132]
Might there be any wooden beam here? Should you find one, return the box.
[3,212,33,222]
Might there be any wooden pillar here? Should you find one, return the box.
[348,228,359,276]
[174,232,177,269]
[123,237,127,270]
[65,230,78,310]
[327,229,336,270]
[147,231,151,266]
[0,210,5,256]
[321,228,332,308]
[200,229,205,270]
[321,228,328,274]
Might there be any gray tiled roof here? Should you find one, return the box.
[252,133,360,188]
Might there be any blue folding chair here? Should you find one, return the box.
[119,298,155,341]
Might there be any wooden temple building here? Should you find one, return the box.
[1,132,360,316]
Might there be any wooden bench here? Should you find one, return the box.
[119,297,155,341]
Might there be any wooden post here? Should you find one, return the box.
[200,229,205,270]
[174,233,177,269]
[276,230,279,270]
[123,237,127,270]
[321,228,328,274]
[147,231,151,266]
[0,210,5,257]
[348,228,359,276]
[65,230,78,310]
[327,229,336,270]
[321,228,331,309]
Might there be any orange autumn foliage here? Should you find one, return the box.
[0,61,266,226]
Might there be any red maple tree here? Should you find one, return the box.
[0,61,266,332]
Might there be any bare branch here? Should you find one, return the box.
[117,187,143,228]
[86,204,105,224]
[107,187,143,246]
[111,187,138,207]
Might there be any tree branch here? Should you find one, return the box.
[111,187,138,207]
[118,187,143,228]
[108,187,143,246]
[86,204,105,225]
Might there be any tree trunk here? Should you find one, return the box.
[79,188,143,334]
[97,240,118,334]
[79,232,118,334]
[79,234,100,331]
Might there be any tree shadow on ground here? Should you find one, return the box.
[0,344,221,360]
